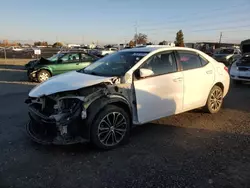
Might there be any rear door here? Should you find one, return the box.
[175,50,215,111]
[78,53,96,69]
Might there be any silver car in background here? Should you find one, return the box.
[213,48,241,66]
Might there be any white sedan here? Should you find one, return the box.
[26,47,230,149]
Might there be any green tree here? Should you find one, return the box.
[175,30,184,47]
[52,42,64,48]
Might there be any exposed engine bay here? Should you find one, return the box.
[25,80,135,145]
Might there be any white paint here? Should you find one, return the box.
[139,68,154,78]
[134,71,184,123]
[230,61,250,81]
[29,46,230,124]
[29,71,113,97]
[181,63,215,111]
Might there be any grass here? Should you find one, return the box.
[0,58,33,65]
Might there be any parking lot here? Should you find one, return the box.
[0,59,250,188]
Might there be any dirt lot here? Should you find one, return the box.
[0,59,250,188]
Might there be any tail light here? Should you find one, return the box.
[224,66,229,73]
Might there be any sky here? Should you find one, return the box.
[1,0,250,44]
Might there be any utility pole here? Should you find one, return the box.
[135,21,138,46]
[219,32,222,44]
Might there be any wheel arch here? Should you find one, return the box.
[37,66,53,76]
[214,82,224,92]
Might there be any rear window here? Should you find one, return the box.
[219,49,234,54]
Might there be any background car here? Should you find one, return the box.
[25,51,99,82]
[213,47,241,66]
[230,39,250,84]
[26,46,230,150]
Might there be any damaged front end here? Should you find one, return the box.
[25,94,87,145]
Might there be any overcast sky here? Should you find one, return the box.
[1,0,250,44]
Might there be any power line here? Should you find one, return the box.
[136,3,250,28]
[139,16,250,32]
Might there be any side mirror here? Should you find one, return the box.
[57,59,62,63]
[139,68,154,78]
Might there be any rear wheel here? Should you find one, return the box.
[90,105,131,150]
[37,69,51,83]
[204,85,223,114]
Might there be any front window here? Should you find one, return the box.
[219,49,234,54]
[47,53,64,61]
[81,51,149,76]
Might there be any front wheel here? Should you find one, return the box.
[204,85,223,114]
[90,105,131,150]
[37,69,51,83]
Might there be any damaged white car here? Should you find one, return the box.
[25,47,230,149]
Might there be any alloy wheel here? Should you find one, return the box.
[97,112,127,147]
[209,88,223,111]
[39,72,49,82]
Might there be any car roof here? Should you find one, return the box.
[121,46,200,53]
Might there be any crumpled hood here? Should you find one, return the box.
[29,71,114,97]
[25,57,52,69]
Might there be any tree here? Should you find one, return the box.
[34,41,48,46]
[175,30,184,47]
[128,40,135,47]
[52,42,64,48]
[134,33,148,45]
[159,40,168,45]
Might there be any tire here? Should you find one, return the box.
[37,69,51,83]
[204,85,223,114]
[90,105,131,150]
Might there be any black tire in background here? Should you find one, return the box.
[90,105,131,150]
[37,69,51,83]
[204,85,224,114]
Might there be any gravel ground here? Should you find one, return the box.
[0,62,249,188]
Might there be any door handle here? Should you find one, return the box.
[173,77,183,82]
[206,70,213,74]
[76,63,80,65]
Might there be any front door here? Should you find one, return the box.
[133,51,184,123]
[175,50,215,111]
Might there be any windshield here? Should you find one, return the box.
[47,53,65,61]
[80,51,149,76]
[219,49,234,54]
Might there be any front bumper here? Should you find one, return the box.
[26,101,87,145]
[230,66,250,81]
[27,69,38,81]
